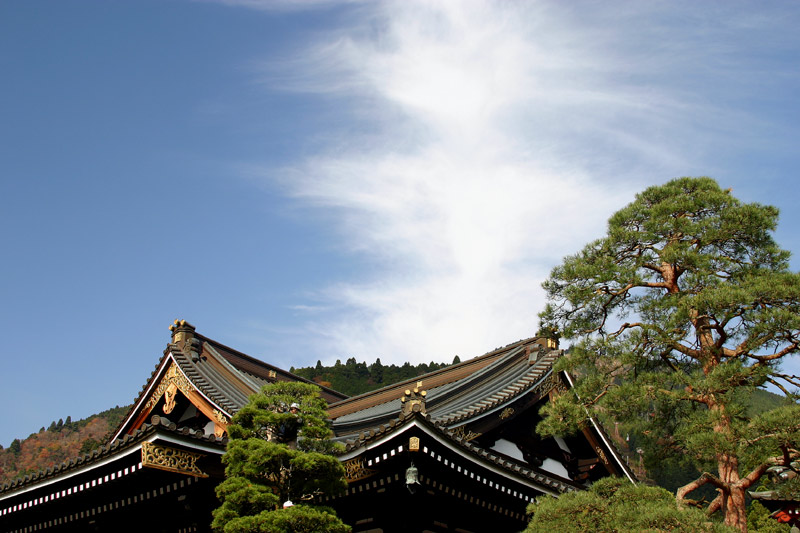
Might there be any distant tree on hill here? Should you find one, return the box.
[292,357,455,396]
[79,438,101,455]
[0,405,131,485]
[370,358,384,383]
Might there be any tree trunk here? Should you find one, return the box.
[709,392,748,532]
[723,485,748,532]
[718,453,747,532]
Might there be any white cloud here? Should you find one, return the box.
[250,1,793,364]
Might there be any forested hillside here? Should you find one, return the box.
[0,406,129,485]
[291,356,460,396]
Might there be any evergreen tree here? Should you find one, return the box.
[452,355,461,364]
[79,438,101,455]
[526,477,734,532]
[538,177,800,531]
[212,381,349,533]
[9,439,21,455]
[370,358,384,384]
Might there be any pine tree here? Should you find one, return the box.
[526,477,734,532]
[538,177,800,531]
[212,382,350,533]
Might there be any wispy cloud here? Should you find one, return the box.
[247,1,794,363]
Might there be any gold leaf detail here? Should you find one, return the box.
[212,409,229,425]
[141,442,208,477]
[595,446,609,465]
[144,363,195,412]
[499,407,515,420]
[451,426,481,442]
[343,458,377,482]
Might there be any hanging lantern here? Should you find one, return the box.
[406,463,420,494]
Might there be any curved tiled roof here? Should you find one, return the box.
[340,408,579,495]
[0,416,225,496]
[111,324,348,441]
[172,343,255,415]
[432,348,560,427]
[331,339,560,436]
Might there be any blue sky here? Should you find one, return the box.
[1,0,799,447]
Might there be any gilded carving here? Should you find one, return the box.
[342,458,377,482]
[532,372,563,400]
[212,409,229,425]
[145,364,196,412]
[409,436,420,451]
[499,407,515,420]
[141,441,208,477]
[163,383,178,414]
[451,425,481,442]
[595,446,609,465]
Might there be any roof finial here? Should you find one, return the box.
[168,319,196,347]
[400,381,427,415]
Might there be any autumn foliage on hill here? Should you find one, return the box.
[0,406,129,485]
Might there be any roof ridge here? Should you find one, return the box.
[328,336,541,411]
[436,351,562,426]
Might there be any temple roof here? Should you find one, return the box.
[111,321,348,441]
[0,415,225,498]
[328,337,559,436]
[338,409,579,496]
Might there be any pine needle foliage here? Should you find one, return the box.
[212,382,350,533]
[526,477,734,533]
[538,177,800,531]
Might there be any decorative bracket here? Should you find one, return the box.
[141,442,208,477]
[343,458,377,483]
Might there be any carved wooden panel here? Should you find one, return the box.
[343,458,377,482]
[145,364,196,412]
[141,441,208,477]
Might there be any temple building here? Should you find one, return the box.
[0,321,634,532]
